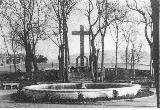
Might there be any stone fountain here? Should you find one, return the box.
[23,82,141,101]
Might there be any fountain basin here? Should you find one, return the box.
[23,83,141,101]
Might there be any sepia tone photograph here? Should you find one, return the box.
[0,0,159,108]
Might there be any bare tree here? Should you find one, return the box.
[97,0,108,82]
[121,38,144,78]
[130,40,143,78]
[84,0,128,81]
[109,6,127,78]
[97,0,117,82]
[126,0,154,78]
[0,18,23,73]
[121,23,138,69]
[84,0,102,82]
[0,0,48,79]
[110,21,123,78]
[0,22,12,72]
[45,0,79,82]
[85,0,112,82]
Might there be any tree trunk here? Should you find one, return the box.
[11,39,17,73]
[115,42,118,79]
[101,36,104,82]
[132,44,135,78]
[61,47,65,82]
[115,24,118,79]
[125,47,128,69]
[61,1,69,82]
[91,61,95,81]
[13,53,17,73]
[131,53,133,77]
[58,47,62,80]
[63,19,69,82]
[58,45,65,82]
[97,49,99,80]
[32,53,38,72]
[9,62,11,72]
[64,33,69,82]
[25,43,38,79]
[25,43,33,78]
[150,0,159,107]
[90,54,97,82]
[150,46,154,78]
[25,54,32,77]
[90,38,97,82]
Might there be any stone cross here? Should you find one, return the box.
[72,25,89,66]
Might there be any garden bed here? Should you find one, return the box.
[10,88,154,104]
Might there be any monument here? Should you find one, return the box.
[72,25,89,68]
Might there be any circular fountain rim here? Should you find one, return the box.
[23,83,140,92]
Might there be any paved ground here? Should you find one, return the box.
[0,88,157,108]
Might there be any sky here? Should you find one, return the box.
[36,0,151,62]
[0,0,151,62]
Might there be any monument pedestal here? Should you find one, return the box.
[69,69,92,82]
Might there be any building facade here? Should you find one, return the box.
[0,53,25,66]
